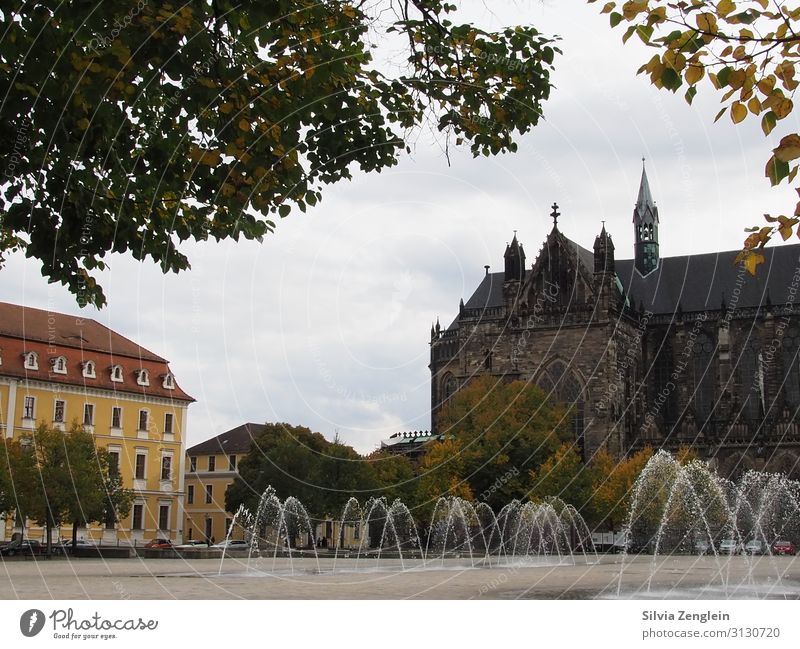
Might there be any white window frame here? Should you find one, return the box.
[136,368,150,386]
[132,503,144,530]
[53,399,66,423]
[82,360,96,379]
[134,452,147,480]
[205,484,213,504]
[160,454,172,481]
[164,412,174,435]
[110,364,124,383]
[23,395,36,419]
[51,356,67,374]
[137,409,149,432]
[111,406,122,430]
[162,373,175,389]
[23,351,38,370]
[83,402,94,426]
[187,484,194,505]
[158,503,170,532]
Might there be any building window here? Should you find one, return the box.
[691,332,716,421]
[110,364,123,382]
[23,351,38,370]
[229,455,237,471]
[162,373,175,390]
[208,456,216,472]
[132,504,144,530]
[205,484,213,504]
[53,399,65,423]
[82,360,96,378]
[164,413,174,435]
[737,339,762,419]
[136,368,150,386]
[782,328,800,409]
[652,337,676,425]
[536,360,587,459]
[187,485,194,505]
[158,505,169,531]
[187,526,193,540]
[225,518,232,535]
[83,403,94,426]
[111,406,122,429]
[135,453,146,480]
[189,456,197,472]
[51,356,67,374]
[442,374,458,403]
[23,396,35,419]
[204,517,212,541]
[160,456,172,481]
[138,409,148,432]
[108,451,120,476]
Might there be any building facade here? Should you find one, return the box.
[0,302,194,544]
[184,422,262,543]
[429,166,800,479]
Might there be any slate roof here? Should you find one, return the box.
[451,239,800,321]
[616,244,800,314]
[186,422,266,456]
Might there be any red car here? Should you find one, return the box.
[144,538,173,549]
[771,540,796,556]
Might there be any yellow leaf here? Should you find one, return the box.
[685,64,704,85]
[774,97,793,119]
[601,1,616,13]
[717,0,735,17]
[730,101,747,123]
[743,251,765,275]
[622,1,648,20]
[238,118,251,131]
[696,12,718,33]
[748,96,761,114]
[341,4,357,18]
[77,118,90,130]
[774,134,800,162]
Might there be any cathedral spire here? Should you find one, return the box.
[504,232,526,282]
[633,160,660,275]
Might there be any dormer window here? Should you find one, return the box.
[110,364,124,383]
[135,368,150,386]
[162,372,175,390]
[23,351,38,370]
[82,360,96,378]
[51,356,67,375]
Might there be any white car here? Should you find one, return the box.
[175,540,208,549]
[211,539,249,550]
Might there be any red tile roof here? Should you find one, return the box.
[0,302,194,402]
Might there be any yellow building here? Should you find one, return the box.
[184,423,263,543]
[0,301,194,545]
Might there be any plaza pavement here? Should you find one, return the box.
[1,554,799,599]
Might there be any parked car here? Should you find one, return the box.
[744,539,769,555]
[211,539,249,550]
[693,538,713,555]
[718,539,742,555]
[52,539,97,555]
[144,538,173,549]
[175,540,208,549]
[0,540,43,556]
[771,540,797,556]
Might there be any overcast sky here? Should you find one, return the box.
[3,1,800,453]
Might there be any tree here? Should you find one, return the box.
[1,1,559,307]
[529,443,594,515]
[367,450,419,507]
[0,437,38,537]
[5,424,131,554]
[429,376,572,510]
[590,446,654,532]
[590,0,800,273]
[226,422,376,521]
[414,438,474,522]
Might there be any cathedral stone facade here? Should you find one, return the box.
[429,166,800,479]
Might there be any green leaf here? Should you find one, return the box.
[610,12,623,27]
[685,86,698,105]
[661,68,682,91]
[278,204,291,218]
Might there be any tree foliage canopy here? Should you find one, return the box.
[1,1,558,306]
[590,0,800,273]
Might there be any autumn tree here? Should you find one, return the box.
[590,446,654,532]
[0,1,559,307]
[529,443,594,516]
[590,0,800,273]
[430,376,572,510]
[367,450,419,508]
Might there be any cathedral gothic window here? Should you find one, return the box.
[737,339,762,420]
[691,331,716,421]
[442,374,458,403]
[781,328,800,410]
[653,338,675,424]
[536,360,586,457]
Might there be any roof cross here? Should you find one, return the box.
[550,203,560,230]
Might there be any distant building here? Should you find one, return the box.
[0,301,194,544]
[429,164,800,479]
[380,430,441,459]
[184,422,264,543]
